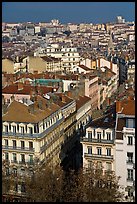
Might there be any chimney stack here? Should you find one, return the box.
[61,94,66,103]
[67,91,72,98]
[110,61,113,70]
[116,100,122,112]
[17,82,24,91]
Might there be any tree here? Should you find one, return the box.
[25,165,64,202]
[2,160,124,202]
[68,164,124,202]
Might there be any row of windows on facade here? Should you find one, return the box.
[88,131,112,140]
[88,131,134,145]
[87,147,134,163]
[5,152,33,163]
[87,147,112,156]
[3,116,61,134]
[5,181,26,193]
[88,161,112,170]
[4,140,33,149]
[126,118,135,128]
[88,162,134,181]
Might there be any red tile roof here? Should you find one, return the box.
[79,65,91,71]
[76,95,91,110]
[2,84,57,95]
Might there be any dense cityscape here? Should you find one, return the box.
[2,5,135,202]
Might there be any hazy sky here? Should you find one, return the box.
[2,2,135,24]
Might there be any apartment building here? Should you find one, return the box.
[127,60,135,88]
[81,112,116,171]
[2,59,15,74]
[84,75,99,110]
[2,82,58,107]
[46,44,81,72]
[96,57,119,83]
[2,96,65,169]
[115,98,135,201]
[72,64,91,74]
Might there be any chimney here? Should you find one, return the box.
[61,94,66,103]
[67,91,72,98]
[110,61,113,70]
[127,95,133,101]
[28,104,34,114]
[98,58,100,68]
[116,100,122,112]
[107,97,111,105]
[16,56,19,62]
[17,82,24,90]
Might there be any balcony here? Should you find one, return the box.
[84,153,113,160]
[40,129,64,152]
[123,127,135,134]
[80,137,114,144]
[2,145,35,152]
[126,160,133,164]
[11,160,18,164]
[127,178,133,182]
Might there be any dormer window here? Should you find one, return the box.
[97,132,101,140]
[4,125,8,133]
[28,127,33,135]
[13,126,16,134]
[21,127,25,134]
[106,132,111,140]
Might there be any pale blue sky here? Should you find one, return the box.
[2,2,135,24]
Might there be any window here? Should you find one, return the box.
[127,136,133,145]
[29,155,33,164]
[128,188,134,197]
[106,148,111,156]
[97,147,102,155]
[29,127,33,135]
[21,183,26,193]
[21,141,25,149]
[97,161,102,169]
[97,132,101,140]
[21,154,25,163]
[5,152,9,160]
[88,147,92,154]
[88,131,92,139]
[106,162,112,171]
[21,126,25,134]
[20,168,25,176]
[13,168,17,176]
[6,167,10,175]
[13,140,16,149]
[13,153,17,162]
[126,118,135,128]
[15,183,18,192]
[127,152,133,163]
[127,169,133,181]
[106,132,111,140]
[88,161,93,169]
[5,139,8,147]
[13,126,16,134]
[29,142,33,150]
[4,125,8,133]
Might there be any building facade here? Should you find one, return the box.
[115,98,135,201]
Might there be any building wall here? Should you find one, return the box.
[81,126,115,171]
[28,56,47,73]
[115,117,135,199]
[85,77,99,109]
[2,59,14,74]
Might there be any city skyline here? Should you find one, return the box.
[2,2,135,24]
